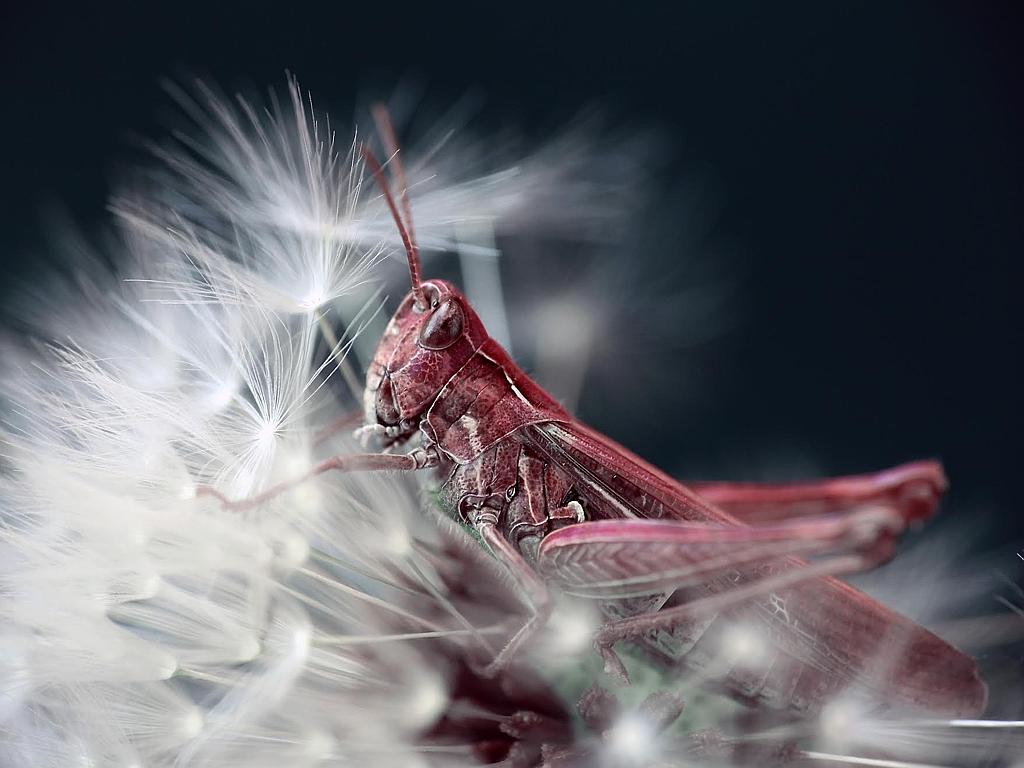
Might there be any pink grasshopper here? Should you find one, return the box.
[206,131,987,720]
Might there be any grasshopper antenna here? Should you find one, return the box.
[361,146,425,309]
[360,114,425,310]
[372,104,417,255]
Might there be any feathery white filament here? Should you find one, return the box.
[2,78,596,768]
[2,76,1016,768]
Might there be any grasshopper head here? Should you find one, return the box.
[365,279,488,437]
[358,140,490,441]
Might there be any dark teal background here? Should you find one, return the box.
[1,2,1019,539]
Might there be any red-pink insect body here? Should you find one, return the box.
[361,259,985,716]
[210,140,986,721]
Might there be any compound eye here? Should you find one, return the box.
[418,299,464,350]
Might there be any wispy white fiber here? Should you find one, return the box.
[0,77,584,768]
[1,77,1020,768]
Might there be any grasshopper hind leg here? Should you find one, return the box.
[536,505,906,685]
[592,553,882,686]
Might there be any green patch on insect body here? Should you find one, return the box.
[430,486,486,546]
[429,482,742,737]
[538,642,742,740]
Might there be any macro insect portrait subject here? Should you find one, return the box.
[204,132,982,713]
[1,6,1022,767]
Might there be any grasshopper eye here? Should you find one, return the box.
[418,299,464,350]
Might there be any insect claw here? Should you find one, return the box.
[637,690,686,732]
[464,656,494,679]
[481,659,506,679]
[577,684,620,732]
[353,424,385,448]
[481,642,524,679]
[596,641,631,685]
[567,500,585,523]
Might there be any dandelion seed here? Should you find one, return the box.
[607,713,656,764]
[540,597,601,657]
[720,621,769,669]
[303,729,335,760]
[2,76,1018,768]
[818,698,869,751]
[405,674,449,729]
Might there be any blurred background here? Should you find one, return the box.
[1,1,1019,546]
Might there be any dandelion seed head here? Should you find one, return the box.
[720,621,769,669]
[2,76,1015,768]
[404,673,449,730]
[256,418,279,450]
[381,523,414,557]
[274,531,311,570]
[203,378,238,412]
[178,708,204,740]
[818,698,870,751]
[607,713,656,764]
[299,286,328,313]
[303,729,335,760]
[290,624,312,659]
[542,598,601,657]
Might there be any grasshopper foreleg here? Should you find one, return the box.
[465,498,585,677]
[474,518,553,676]
[197,447,439,512]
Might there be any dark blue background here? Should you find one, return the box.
[1,2,1019,537]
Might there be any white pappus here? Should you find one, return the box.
[1,77,1021,768]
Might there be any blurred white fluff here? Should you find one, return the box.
[5,77,1019,768]
[0,78,632,768]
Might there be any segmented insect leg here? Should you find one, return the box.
[472,517,552,676]
[196,448,438,512]
[689,460,946,525]
[536,505,904,683]
[591,553,873,684]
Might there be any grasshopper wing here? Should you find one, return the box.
[524,421,987,717]
[536,513,895,600]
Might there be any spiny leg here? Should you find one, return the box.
[592,553,875,683]
[468,499,585,676]
[576,684,687,745]
[537,504,905,683]
[688,460,947,525]
[474,448,586,674]
[475,517,552,676]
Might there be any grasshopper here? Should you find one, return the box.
[204,125,986,721]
